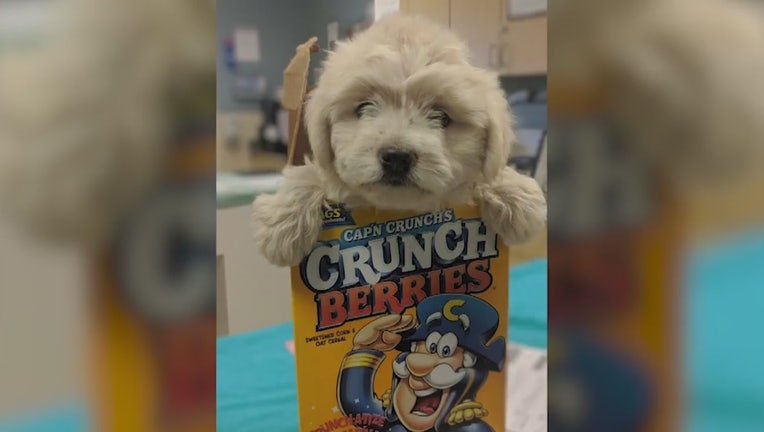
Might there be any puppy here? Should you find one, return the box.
[252,14,546,266]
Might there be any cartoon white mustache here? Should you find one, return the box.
[393,358,467,390]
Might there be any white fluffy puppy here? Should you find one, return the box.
[252,14,546,266]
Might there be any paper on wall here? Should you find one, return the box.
[327,21,339,50]
[374,0,400,21]
[234,27,260,63]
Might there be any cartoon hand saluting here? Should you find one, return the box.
[353,314,416,352]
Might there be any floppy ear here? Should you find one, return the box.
[304,88,334,171]
[481,75,515,182]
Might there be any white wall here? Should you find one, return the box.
[216,205,292,336]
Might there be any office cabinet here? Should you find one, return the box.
[399,0,450,27]
[399,0,547,76]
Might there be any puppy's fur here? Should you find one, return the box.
[253,14,546,266]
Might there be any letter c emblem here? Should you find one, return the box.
[443,299,465,322]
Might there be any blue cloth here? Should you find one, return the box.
[686,229,764,431]
[0,405,88,432]
[217,324,300,432]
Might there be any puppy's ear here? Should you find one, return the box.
[304,90,334,171]
[482,75,515,182]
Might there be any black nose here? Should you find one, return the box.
[379,149,416,184]
[380,149,415,171]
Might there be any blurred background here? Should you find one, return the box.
[0,0,215,431]
[548,0,764,431]
[1,0,763,430]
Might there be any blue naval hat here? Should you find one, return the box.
[398,294,506,371]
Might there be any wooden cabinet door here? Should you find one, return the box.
[500,15,547,76]
[399,0,451,28]
[450,0,503,70]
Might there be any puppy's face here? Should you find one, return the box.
[328,66,492,207]
[306,15,512,210]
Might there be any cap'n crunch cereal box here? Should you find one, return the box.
[290,204,509,432]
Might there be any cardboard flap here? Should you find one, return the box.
[283,37,319,167]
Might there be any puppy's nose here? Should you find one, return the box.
[379,149,416,179]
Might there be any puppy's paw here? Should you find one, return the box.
[251,191,324,267]
[476,167,546,244]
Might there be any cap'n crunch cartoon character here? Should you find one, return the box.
[337,294,505,432]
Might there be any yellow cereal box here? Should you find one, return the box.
[290,204,509,432]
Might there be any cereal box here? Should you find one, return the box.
[290,204,509,432]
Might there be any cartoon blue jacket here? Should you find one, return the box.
[337,294,505,432]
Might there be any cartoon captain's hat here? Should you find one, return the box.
[398,294,506,371]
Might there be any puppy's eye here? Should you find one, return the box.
[355,101,375,118]
[427,109,451,128]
